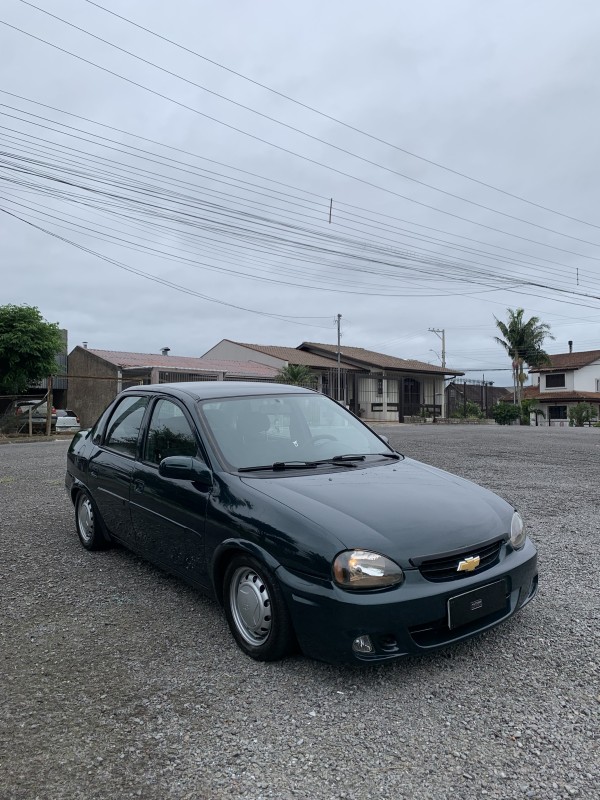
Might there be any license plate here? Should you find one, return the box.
[447,580,507,630]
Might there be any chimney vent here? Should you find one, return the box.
[161,347,170,356]
[82,341,88,349]
[568,340,573,353]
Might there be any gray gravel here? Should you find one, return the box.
[1,426,599,800]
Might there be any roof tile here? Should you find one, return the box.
[529,350,600,371]
[83,349,279,377]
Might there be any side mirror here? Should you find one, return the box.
[159,456,213,488]
[378,434,390,445]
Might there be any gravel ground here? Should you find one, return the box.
[1,426,599,800]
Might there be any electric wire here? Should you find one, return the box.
[79,0,600,233]
[3,15,600,261]
[18,0,600,244]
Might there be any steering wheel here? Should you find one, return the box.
[312,434,339,444]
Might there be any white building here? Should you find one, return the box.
[527,347,600,425]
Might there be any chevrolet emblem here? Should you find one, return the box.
[457,555,480,572]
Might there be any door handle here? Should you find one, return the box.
[133,479,145,494]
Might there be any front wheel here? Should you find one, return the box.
[75,490,110,551]
[223,555,295,661]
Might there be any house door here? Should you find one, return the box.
[403,378,421,417]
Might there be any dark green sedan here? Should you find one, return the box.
[65,382,538,664]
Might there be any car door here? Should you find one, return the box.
[88,395,150,544]
[129,397,210,586]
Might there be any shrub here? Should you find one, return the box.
[568,403,594,427]
[492,402,521,425]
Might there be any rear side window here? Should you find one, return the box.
[104,396,149,457]
[144,399,198,465]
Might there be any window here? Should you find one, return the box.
[200,393,386,469]
[548,405,567,420]
[376,378,383,396]
[545,374,566,388]
[104,396,149,456]
[145,399,197,465]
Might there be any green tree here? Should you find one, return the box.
[492,401,521,425]
[0,305,63,394]
[568,402,594,427]
[276,364,315,387]
[494,308,553,404]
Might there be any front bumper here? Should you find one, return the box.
[276,539,538,665]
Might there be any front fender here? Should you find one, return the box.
[210,538,284,605]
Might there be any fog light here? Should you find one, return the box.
[352,635,374,654]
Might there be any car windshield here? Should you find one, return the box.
[199,392,393,470]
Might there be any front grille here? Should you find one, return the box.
[418,538,503,582]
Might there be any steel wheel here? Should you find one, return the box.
[75,490,110,551]
[223,555,295,661]
[77,494,95,545]
[229,566,273,646]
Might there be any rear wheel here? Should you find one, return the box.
[75,490,110,551]
[223,554,295,661]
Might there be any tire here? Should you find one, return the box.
[75,490,111,551]
[223,554,295,662]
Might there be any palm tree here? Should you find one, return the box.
[494,308,554,404]
[276,363,315,387]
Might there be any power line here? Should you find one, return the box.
[2,89,597,281]
[4,14,600,260]
[16,0,600,247]
[79,0,600,233]
[3,137,600,310]
[0,206,334,328]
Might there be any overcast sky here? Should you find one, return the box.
[2,0,599,386]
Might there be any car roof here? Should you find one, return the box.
[121,381,316,401]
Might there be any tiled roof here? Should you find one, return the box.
[517,386,600,403]
[236,343,359,370]
[536,391,600,403]
[300,342,461,375]
[529,350,600,372]
[82,349,279,377]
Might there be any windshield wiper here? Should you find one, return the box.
[238,452,401,472]
[316,452,401,463]
[238,461,318,472]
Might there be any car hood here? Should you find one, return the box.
[240,457,512,566]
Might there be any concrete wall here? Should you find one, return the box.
[202,340,285,369]
[68,348,119,428]
[573,361,600,392]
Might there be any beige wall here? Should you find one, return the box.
[68,348,119,428]
[202,340,285,369]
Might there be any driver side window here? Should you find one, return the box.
[144,399,198,465]
[104,396,149,457]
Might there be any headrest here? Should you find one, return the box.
[237,411,270,437]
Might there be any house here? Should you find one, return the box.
[201,339,360,398]
[526,347,600,425]
[202,340,463,421]
[67,346,279,427]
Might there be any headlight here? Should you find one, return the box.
[333,550,404,590]
[510,511,526,549]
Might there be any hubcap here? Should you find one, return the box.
[229,567,272,646]
[77,496,94,543]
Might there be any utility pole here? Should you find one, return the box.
[428,328,446,368]
[45,376,53,436]
[429,328,446,418]
[336,313,342,402]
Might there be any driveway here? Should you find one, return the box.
[1,426,598,800]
